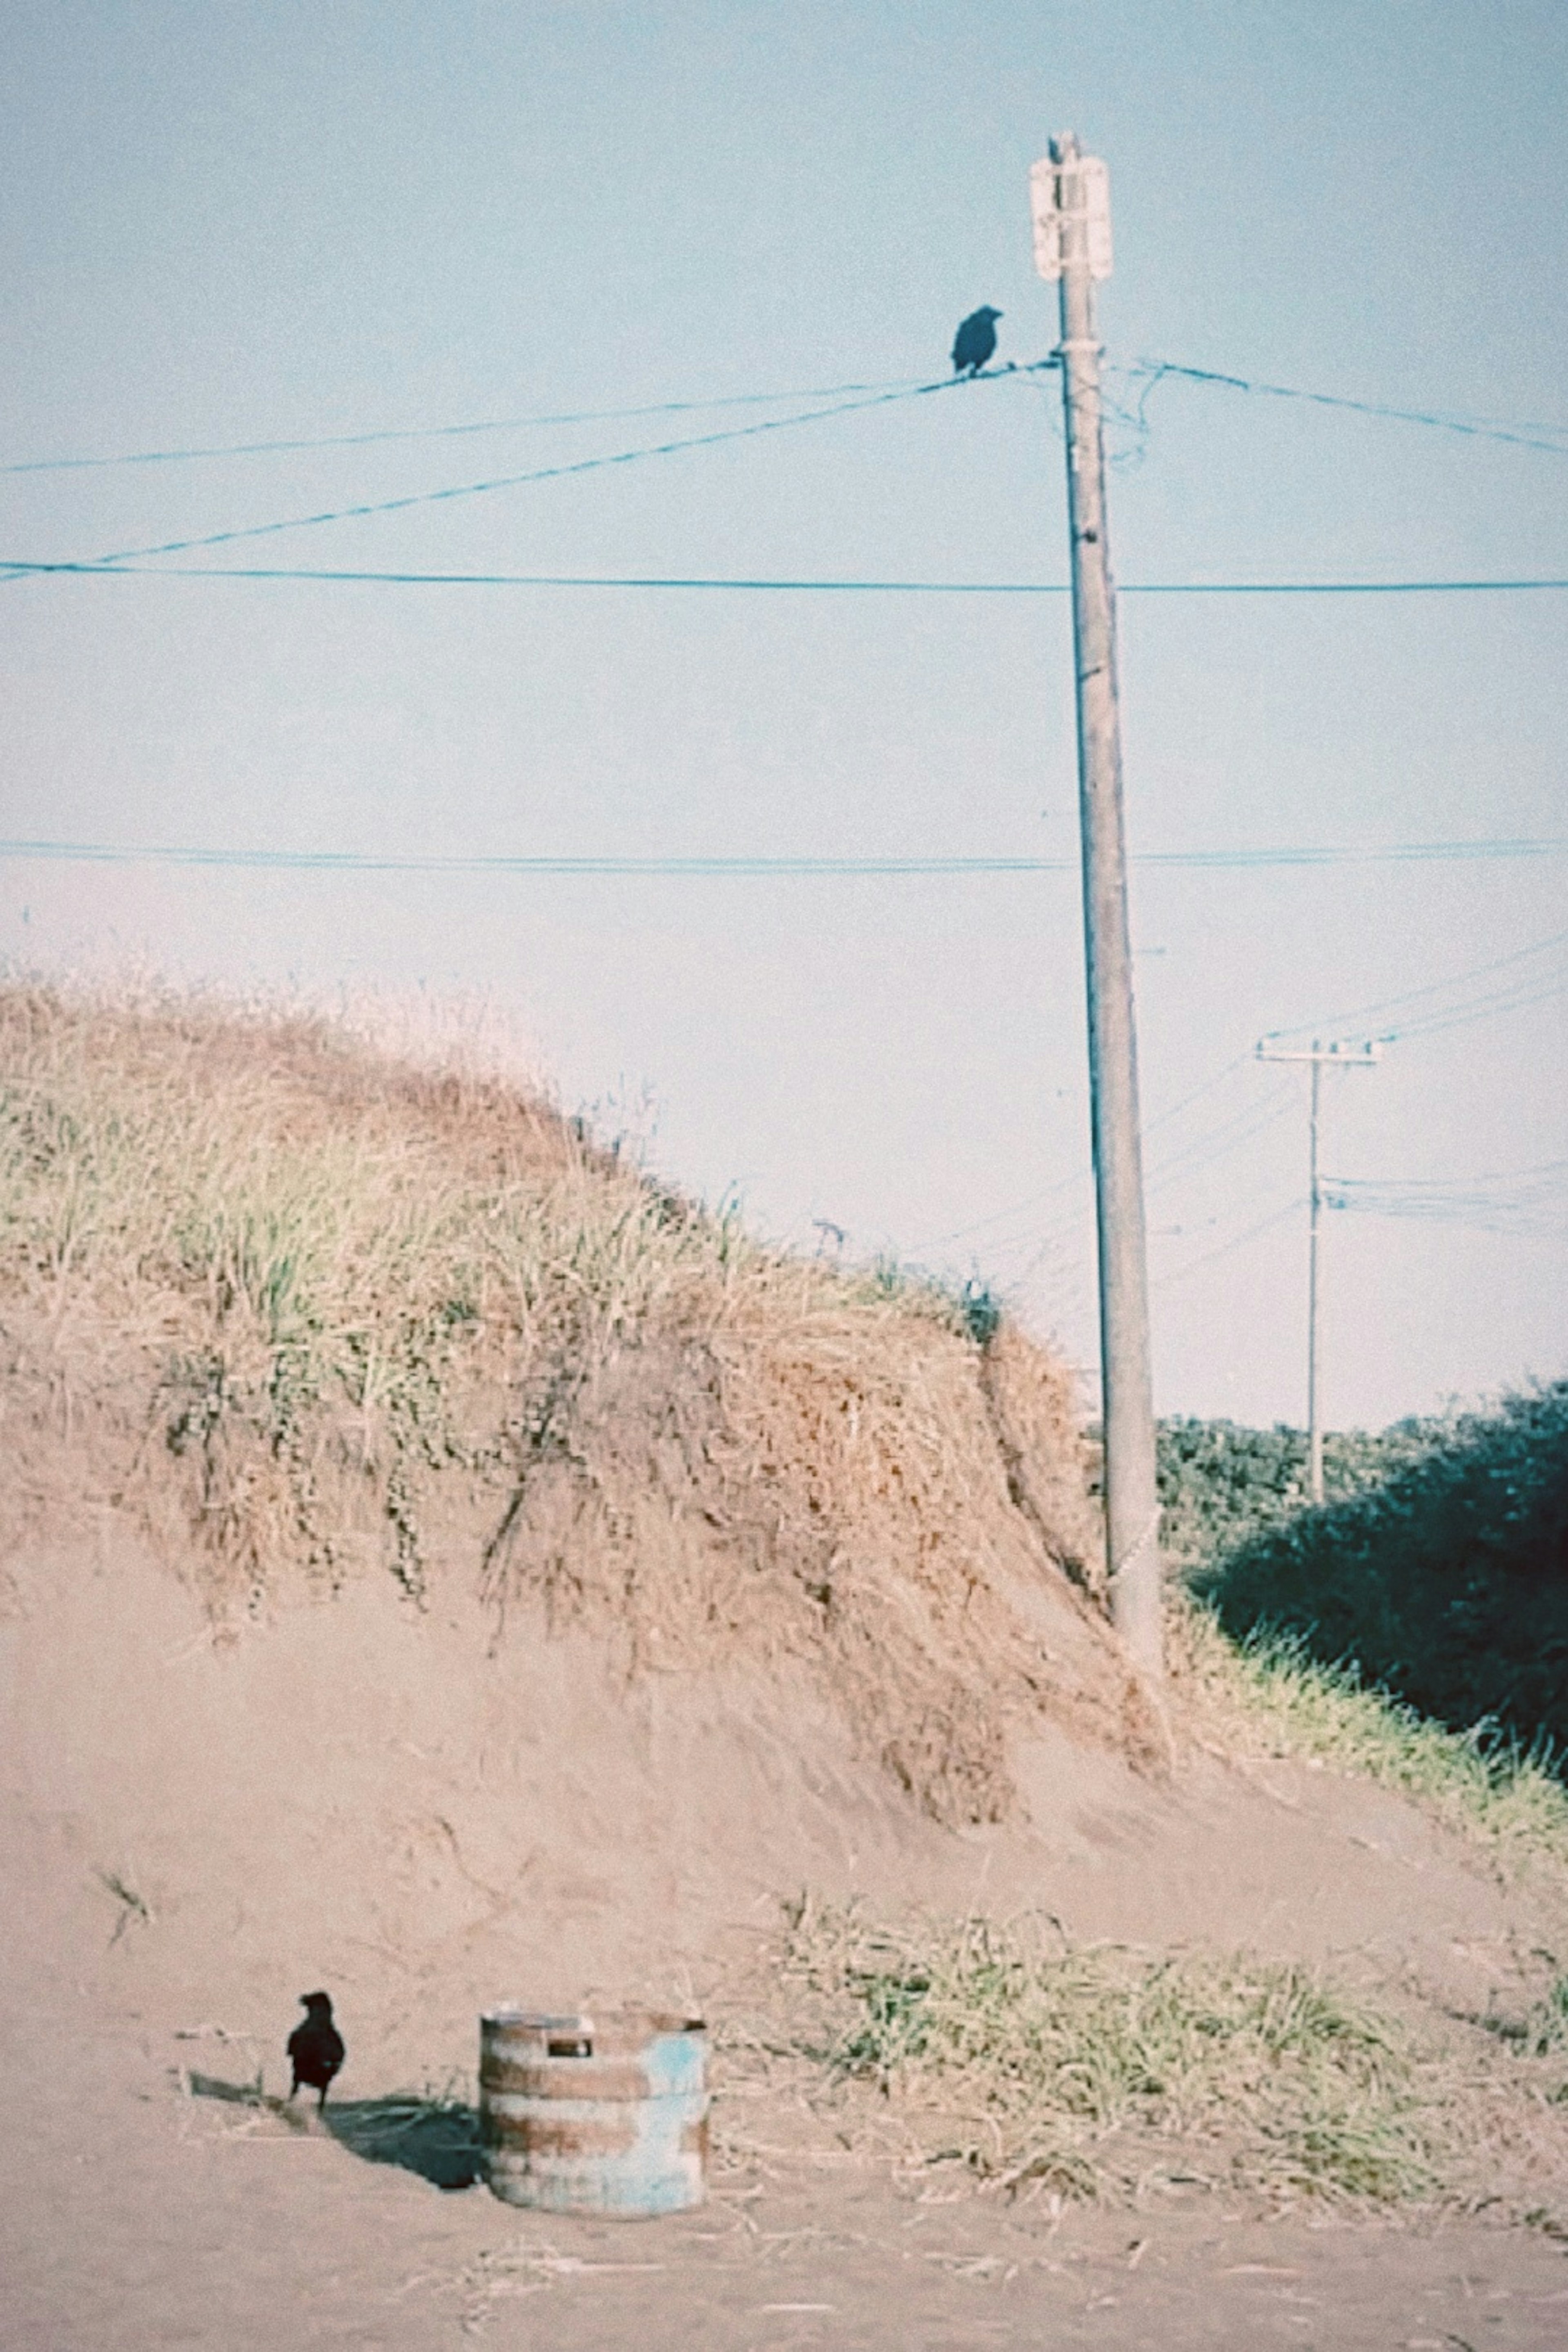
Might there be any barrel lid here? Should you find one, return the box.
[481,2007,706,2048]
[482,2008,588,2031]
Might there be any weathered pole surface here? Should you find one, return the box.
[1050,133,1163,1677]
[1307,1045,1324,1503]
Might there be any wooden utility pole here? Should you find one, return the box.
[1031,136,1163,1677]
[1255,1038,1382,1501]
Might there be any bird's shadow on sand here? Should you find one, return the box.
[184,2071,485,2190]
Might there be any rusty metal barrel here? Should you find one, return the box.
[479,2007,709,2216]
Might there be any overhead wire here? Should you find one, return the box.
[1147,935,1568,1272]
[1152,1196,1306,1291]
[4,341,1566,585]
[1261,922,1568,1045]
[1121,359,1568,457]
[5,346,1561,1293]
[1143,1082,1298,1198]
[7,560,1568,593]
[1142,1053,1253,1137]
[9,350,1566,480]
[0,345,1559,1344]
[906,1162,1089,1256]
[1136,1064,1380,1288]
[1378,969,1568,1042]
[1331,1153,1568,1192]
[1,837,1562,875]
[978,983,1564,1293]
[911,1059,1294,1264]
[2,369,1025,577]
[1323,1154,1568,1224]
[0,377,930,476]
[1323,1172,1568,1237]
[1269,962,1568,1049]
[979,1096,1296,1270]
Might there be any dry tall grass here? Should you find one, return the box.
[0,982,1129,1824]
[719,1898,1568,2219]
[764,1899,1437,2203]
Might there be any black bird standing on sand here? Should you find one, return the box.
[287,1990,345,2111]
[951,305,1002,376]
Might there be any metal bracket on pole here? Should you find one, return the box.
[1030,153,1114,283]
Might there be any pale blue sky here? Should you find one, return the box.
[2,0,1564,1425]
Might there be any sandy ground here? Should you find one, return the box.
[5,1994,1568,2352]
[7,1532,1568,2346]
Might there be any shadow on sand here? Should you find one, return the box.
[325,2095,485,2189]
[184,2070,485,2190]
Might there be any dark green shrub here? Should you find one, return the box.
[1170,1385,1568,1759]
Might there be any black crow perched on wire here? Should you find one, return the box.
[287,1990,345,2111]
[951,306,1002,376]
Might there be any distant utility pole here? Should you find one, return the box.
[1031,136,1163,1680]
[1254,1038,1383,1502]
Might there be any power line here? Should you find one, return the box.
[910,1163,1089,1256]
[1261,922,1568,1045]
[8,560,1568,594]
[1323,1159,1568,1234]
[8,562,1049,586]
[1142,1052,1252,1137]
[2,372,1012,576]
[0,378,929,476]
[2,837,1564,877]
[1146,1064,1567,1301]
[1125,359,1568,457]
[1380,969,1568,1042]
[943,1016,1562,1308]
[1136,838,1568,869]
[1331,1153,1568,1191]
[1151,1196,1306,1292]
[1143,1085,1298,1199]
[11,349,1563,481]
[1327,1201,1566,1238]
[1121,577,1568,597]
[857,1058,1315,1267]
[1269,961,1568,1051]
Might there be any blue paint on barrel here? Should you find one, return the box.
[480,2007,709,2217]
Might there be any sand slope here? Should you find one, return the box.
[7,1528,1568,2349]
[5,1525,1557,2094]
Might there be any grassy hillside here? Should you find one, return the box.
[10,985,1568,2241]
[0,983,1131,1827]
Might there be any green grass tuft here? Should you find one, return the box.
[776,1900,1436,2203]
[1178,1604,1568,1875]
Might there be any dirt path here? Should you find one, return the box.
[6,1987,1568,2352]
